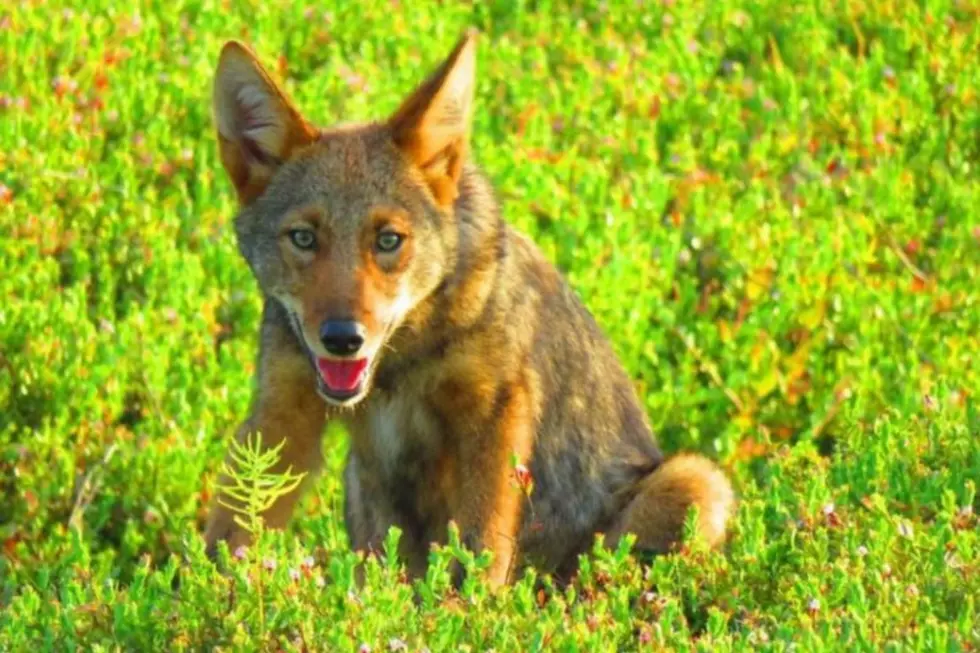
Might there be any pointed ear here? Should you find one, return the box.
[388,30,478,206]
[213,41,317,205]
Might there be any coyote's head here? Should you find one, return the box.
[213,32,479,406]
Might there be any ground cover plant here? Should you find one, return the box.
[1,0,978,650]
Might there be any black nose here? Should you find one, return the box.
[319,320,366,356]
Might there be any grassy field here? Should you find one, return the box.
[1,0,978,650]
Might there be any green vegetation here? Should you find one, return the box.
[1,1,978,650]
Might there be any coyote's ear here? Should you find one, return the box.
[388,30,478,207]
[213,41,317,205]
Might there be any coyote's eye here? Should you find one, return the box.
[289,229,316,250]
[376,231,403,253]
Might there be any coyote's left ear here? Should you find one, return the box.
[388,30,478,206]
[213,41,318,205]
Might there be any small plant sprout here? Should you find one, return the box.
[510,451,534,496]
[510,452,543,536]
[215,431,307,639]
[217,432,307,538]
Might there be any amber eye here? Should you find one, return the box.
[289,229,316,250]
[376,231,403,253]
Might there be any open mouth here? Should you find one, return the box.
[281,307,372,405]
[315,357,369,402]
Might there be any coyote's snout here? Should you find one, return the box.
[204,30,735,587]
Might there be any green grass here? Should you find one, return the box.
[1,0,978,650]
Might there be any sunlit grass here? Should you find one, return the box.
[1,1,978,650]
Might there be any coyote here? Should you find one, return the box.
[204,30,734,587]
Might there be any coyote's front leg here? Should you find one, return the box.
[204,319,326,557]
[449,382,534,589]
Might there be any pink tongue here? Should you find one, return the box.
[317,358,368,392]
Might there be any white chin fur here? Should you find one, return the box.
[316,378,369,408]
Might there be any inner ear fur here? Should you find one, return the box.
[213,40,317,205]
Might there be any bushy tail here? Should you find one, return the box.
[608,454,735,554]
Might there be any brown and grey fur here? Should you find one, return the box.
[204,31,735,587]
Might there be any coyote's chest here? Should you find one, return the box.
[360,391,442,480]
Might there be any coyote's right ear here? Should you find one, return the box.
[213,41,317,205]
